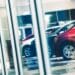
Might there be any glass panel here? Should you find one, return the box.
[57,10,70,21]
[41,0,75,75]
[45,12,57,23]
[0,3,16,75]
[7,0,41,75]
[1,17,16,75]
[70,9,75,20]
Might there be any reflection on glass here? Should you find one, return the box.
[45,12,57,23]
[0,3,16,74]
[14,0,40,75]
[1,17,15,75]
[57,10,70,21]
[71,9,75,20]
[42,0,75,75]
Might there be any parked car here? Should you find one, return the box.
[22,34,36,57]
[21,34,38,69]
[54,22,75,60]
[22,21,75,61]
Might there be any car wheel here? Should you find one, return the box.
[22,45,31,57]
[62,43,75,60]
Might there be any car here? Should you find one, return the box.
[21,34,38,69]
[55,22,75,60]
[22,21,75,65]
[47,21,75,60]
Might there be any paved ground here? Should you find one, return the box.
[1,60,75,75]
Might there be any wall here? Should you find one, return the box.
[43,0,75,12]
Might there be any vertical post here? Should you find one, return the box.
[0,36,6,75]
[29,0,45,75]
[0,19,8,75]
[30,0,51,75]
[6,0,23,75]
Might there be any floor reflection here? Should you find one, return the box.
[52,60,75,75]
[0,60,75,75]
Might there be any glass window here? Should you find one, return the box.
[0,5,16,74]
[7,0,42,75]
[24,27,32,37]
[0,17,15,75]
[17,15,32,26]
[70,9,75,20]
[41,0,75,75]
[57,10,70,21]
[45,12,57,23]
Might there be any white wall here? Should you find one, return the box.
[0,0,5,7]
[0,0,75,38]
[43,0,75,12]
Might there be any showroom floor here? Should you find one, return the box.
[3,60,75,75]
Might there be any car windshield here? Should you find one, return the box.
[46,20,75,36]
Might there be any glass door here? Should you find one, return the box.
[6,0,45,75]
[40,0,75,75]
